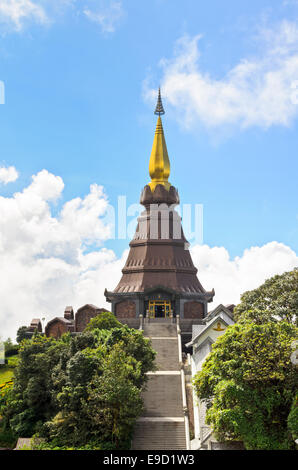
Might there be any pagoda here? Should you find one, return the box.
[105,90,214,322]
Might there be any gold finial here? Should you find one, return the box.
[148,89,171,191]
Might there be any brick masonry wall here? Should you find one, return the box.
[75,307,101,331]
[46,320,68,338]
[115,300,136,318]
[183,301,204,319]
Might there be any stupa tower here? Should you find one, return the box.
[105,89,214,322]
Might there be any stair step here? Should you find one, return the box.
[143,324,177,337]
[132,320,186,450]
[150,338,179,370]
[142,374,183,417]
[132,422,186,450]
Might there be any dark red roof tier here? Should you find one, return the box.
[112,184,213,298]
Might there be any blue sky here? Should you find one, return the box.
[0,0,298,338]
[0,0,297,257]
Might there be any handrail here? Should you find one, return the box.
[176,315,190,450]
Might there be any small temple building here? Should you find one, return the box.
[105,89,215,325]
[44,305,109,338]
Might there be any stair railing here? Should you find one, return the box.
[176,315,190,450]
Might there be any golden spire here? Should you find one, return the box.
[148,89,171,191]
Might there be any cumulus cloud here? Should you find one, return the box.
[0,169,122,340]
[146,21,298,130]
[0,0,123,33]
[0,0,48,31]
[191,241,298,308]
[0,169,297,340]
[0,165,19,184]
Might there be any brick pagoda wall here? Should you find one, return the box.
[115,300,136,318]
[183,301,204,319]
[46,320,69,338]
[75,306,107,332]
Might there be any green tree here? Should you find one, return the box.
[84,343,143,449]
[194,321,298,450]
[234,268,298,325]
[288,393,298,441]
[95,326,156,386]
[84,311,122,331]
[2,324,155,449]
[16,326,29,344]
[3,335,67,436]
[4,338,19,357]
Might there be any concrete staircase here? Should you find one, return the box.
[132,320,187,450]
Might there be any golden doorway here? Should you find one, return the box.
[148,300,171,318]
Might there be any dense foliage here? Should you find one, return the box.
[234,268,298,325]
[3,338,19,358]
[84,311,122,331]
[0,315,156,449]
[0,355,18,448]
[288,393,298,441]
[194,321,298,450]
[16,326,30,344]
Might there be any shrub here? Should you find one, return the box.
[84,311,122,331]
[2,324,155,450]
[194,321,298,450]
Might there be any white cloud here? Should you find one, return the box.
[0,169,297,340]
[191,241,298,308]
[0,0,123,33]
[0,165,19,184]
[0,169,122,340]
[0,0,48,31]
[83,1,123,33]
[147,21,298,130]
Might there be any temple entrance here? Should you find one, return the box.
[148,300,171,318]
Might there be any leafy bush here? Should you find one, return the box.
[4,339,19,358]
[7,356,19,368]
[1,325,155,450]
[194,321,298,450]
[288,393,298,441]
[16,326,30,344]
[234,268,298,325]
[0,424,17,448]
[84,311,122,331]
